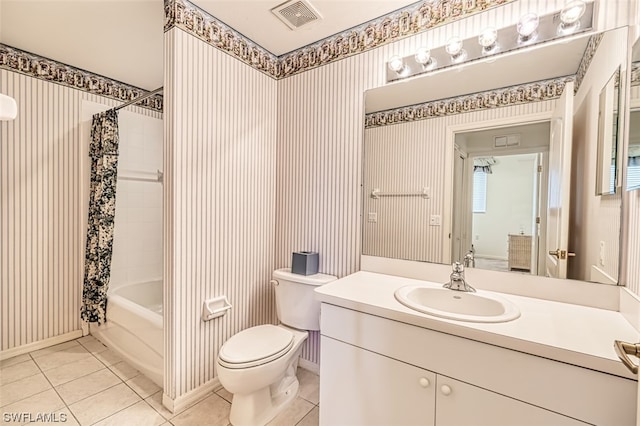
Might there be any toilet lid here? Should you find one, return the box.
[219,325,294,368]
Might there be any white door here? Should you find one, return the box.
[451,151,465,263]
[545,81,574,278]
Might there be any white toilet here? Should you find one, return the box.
[216,268,337,426]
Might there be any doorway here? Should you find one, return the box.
[452,122,550,275]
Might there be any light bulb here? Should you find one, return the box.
[414,48,431,65]
[446,37,466,63]
[388,55,405,73]
[517,13,539,42]
[414,47,437,71]
[478,27,498,53]
[560,0,586,25]
[558,0,586,34]
[446,37,463,56]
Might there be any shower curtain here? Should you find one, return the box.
[81,109,119,324]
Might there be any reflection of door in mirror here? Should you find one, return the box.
[453,122,550,277]
[596,67,621,195]
[629,109,640,189]
[628,61,640,190]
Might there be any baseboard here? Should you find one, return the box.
[0,330,83,361]
[162,377,221,414]
[298,358,320,375]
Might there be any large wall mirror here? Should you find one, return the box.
[363,26,628,285]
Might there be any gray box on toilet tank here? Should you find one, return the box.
[291,251,319,275]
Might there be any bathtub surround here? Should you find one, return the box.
[81,110,120,325]
[92,280,164,387]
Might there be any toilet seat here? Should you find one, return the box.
[218,325,294,369]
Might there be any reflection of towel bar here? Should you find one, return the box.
[119,169,163,183]
[371,187,430,199]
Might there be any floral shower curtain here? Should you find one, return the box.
[81,109,119,324]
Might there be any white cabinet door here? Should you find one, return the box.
[435,376,588,426]
[320,336,436,426]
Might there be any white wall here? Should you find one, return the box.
[571,27,628,283]
[473,154,537,259]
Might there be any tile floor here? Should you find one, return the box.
[0,336,320,426]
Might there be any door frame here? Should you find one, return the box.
[444,112,554,265]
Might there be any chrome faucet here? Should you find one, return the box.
[463,250,475,268]
[443,262,476,292]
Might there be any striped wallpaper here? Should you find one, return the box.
[163,27,278,399]
[0,69,161,353]
[627,192,640,294]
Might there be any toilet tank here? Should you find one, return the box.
[272,268,337,331]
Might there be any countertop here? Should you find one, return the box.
[315,271,640,380]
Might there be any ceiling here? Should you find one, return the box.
[0,0,416,91]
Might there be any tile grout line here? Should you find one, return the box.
[27,351,83,426]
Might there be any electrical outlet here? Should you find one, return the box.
[429,215,441,226]
[599,241,605,267]
[368,212,377,223]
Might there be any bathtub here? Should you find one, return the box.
[92,280,163,387]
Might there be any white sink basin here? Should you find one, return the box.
[394,285,520,323]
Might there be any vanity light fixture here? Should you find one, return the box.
[415,47,437,70]
[446,37,467,63]
[517,13,539,43]
[559,0,586,34]
[0,93,17,121]
[384,1,593,83]
[478,27,499,54]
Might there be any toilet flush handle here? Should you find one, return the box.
[270,279,279,287]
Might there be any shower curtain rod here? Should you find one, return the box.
[111,87,163,112]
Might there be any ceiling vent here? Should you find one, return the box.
[271,0,322,30]
[494,134,521,148]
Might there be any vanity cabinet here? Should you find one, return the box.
[321,336,586,426]
[319,303,636,426]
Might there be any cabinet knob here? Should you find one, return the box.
[440,384,452,396]
[418,377,430,388]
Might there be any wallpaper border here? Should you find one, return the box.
[0,44,163,113]
[574,33,604,94]
[164,0,516,80]
[364,76,575,128]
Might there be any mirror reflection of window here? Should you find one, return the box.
[472,171,488,214]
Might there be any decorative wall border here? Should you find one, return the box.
[631,62,640,87]
[0,44,163,113]
[364,76,574,128]
[164,0,281,78]
[164,0,515,80]
[574,33,604,94]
